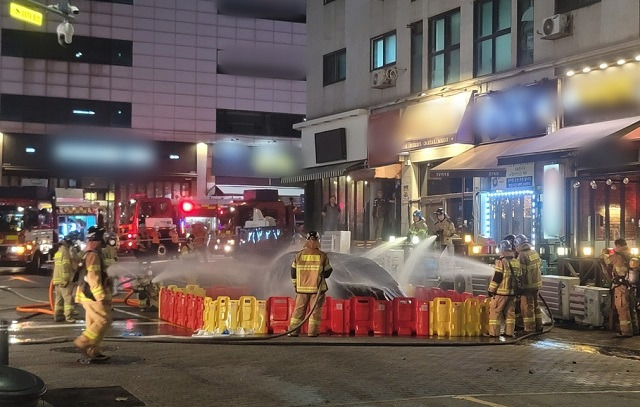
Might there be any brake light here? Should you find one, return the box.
[128,241,133,247]
[127,233,132,239]
[181,201,194,212]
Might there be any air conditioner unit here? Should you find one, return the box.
[321,231,351,254]
[371,67,398,89]
[540,275,580,320]
[570,286,611,327]
[541,13,571,40]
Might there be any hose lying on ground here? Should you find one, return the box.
[2,282,55,318]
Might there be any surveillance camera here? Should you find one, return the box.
[70,5,79,15]
[57,21,74,47]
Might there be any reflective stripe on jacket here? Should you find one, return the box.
[489,256,520,296]
[291,248,332,294]
[75,251,111,303]
[53,246,73,285]
[517,244,542,291]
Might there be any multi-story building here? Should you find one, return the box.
[296,0,640,262]
[0,0,306,228]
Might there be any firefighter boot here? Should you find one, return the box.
[74,335,91,355]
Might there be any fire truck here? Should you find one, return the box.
[54,188,99,242]
[0,187,55,271]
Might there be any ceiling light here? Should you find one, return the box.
[25,147,35,153]
[73,109,95,115]
[599,63,608,69]
[169,154,179,160]
[618,59,626,65]
[582,67,591,73]
[566,70,575,77]
[636,55,640,62]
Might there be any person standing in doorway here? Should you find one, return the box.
[321,195,341,233]
[373,189,388,241]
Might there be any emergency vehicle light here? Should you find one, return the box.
[181,201,194,212]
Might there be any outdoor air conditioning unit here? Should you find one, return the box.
[371,67,398,89]
[570,285,611,327]
[540,13,572,40]
[540,275,580,320]
[321,231,351,254]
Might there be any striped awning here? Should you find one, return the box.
[281,161,364,184]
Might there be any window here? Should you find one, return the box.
[323,49,346,86]
[216,109,304,138]
[0,94,131,127]
[518,0,534,67]
[410,21,423,94]
[371,31,397,70]
[1,29,132,66]
[474,0,512,77]
[555,0,601,14]
[428,9,460,89]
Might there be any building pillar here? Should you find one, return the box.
[400,161,419,236]
[196,142,208,197]
[0,133,4,182]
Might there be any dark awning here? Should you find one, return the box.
[430,139,533,178]
[281,161,364,184]
[497,116,640,165]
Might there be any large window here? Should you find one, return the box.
[410,21,423,94]
[1,29,132,66]
[323,49,347,86]
[474,0,512,77]
[555,0,601,14]
[428,9,460,89]
[371,31,397,70]
[0,94,131,127]
[216,109,304,138]
[517,0,534,67]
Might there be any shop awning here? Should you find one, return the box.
[280,161,364,184]
[430,139,533,178]
[214,185,304,197]
[497,116,640,165]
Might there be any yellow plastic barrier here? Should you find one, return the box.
[434,297,452,337]
[185,285,206,297]
[168,285,183,293]
[202,297,218,333]
[216,296,232,332]
[464,299,482,337]
[449,302,465,337]
[254,300,267,334]
[429,300,436,336]
[480,298,491,335]
[238,296,258,332]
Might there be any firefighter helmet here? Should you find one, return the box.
[412,210,423,220]
[514,234,529,248]
[307,231,319,241]
[498,240,514,254]
[86,226,105,242]
[434,208,445,216]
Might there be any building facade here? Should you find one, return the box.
[0,0,306,229]
[300,0,640,263]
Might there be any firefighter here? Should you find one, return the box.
[504,234,517,252]
[433,208,456,251]
[52,236,76,323]
[288,231,333,337]
[487,240,521,337]
[169,225,180,258]
[102,231,119,267]
[408,210,429,241]
[608,238,640,337]
[191,222,209,262]
[73,227,113,360]
[514,234,543,333]
[149,227,161,254]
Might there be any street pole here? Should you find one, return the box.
[0,320,8,365]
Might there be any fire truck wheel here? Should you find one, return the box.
[454,275,467,294]
[28,252,42,274]
[157,244,167,257]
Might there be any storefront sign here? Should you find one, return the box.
[490,177,506,191]
[506,163,534,189]
[543,164,564,240]
[212,142,300,178]
[399,92,473,152]
[473,81,557,144]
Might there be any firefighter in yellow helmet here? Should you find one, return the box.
[487,240,521,337]
[608,238,640,337]
[514,234,543,333]
[288,231,333,337]
[73,227,113,360]
[52,236,76,323]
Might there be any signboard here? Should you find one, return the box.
[506,163,534,189]
[543,164,564,240]
[490,177,506,191]
[9,2,43,26]
[212,142,300,178]
[21,178,48,187]
[368,110,401,167]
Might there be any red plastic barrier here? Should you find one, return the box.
[163,289,176,323]
[175,292,188,327]
[416,301,429,336]
[267,297,295,334]
[445,290,460,302]
[186,295,205,331]
[373,300,392,336]
[392,297,417,336]
[322,298,350,334]
[414,286,429,302]
[427,288,444,302]
[460,292,474,301]
[350,297,375,336]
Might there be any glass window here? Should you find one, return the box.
[428,9,461,89]
[555,0,601,14]
[323,49,347,86]
[216,109,304,138]
[371,31,397,70]
[518,0,534,67]
[474,0,512,76]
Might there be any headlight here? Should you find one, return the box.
[224,245,232,253]
[214,245,219,250]
[411,236,420,245]
[472,246,482,254]
[10,246,25,255]
[228,239,235,245]
[389,236,396,243]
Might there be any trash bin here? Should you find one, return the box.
[0,365,46,407]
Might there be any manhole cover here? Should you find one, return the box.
[77,356,146,365]
[44,386,145,407]
[50,346,118,354]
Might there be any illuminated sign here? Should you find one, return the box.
[52,139,155,170]
[543,164,564,240]
[9,2,43,26]
[506,163,534,189]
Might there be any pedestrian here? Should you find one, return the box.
[321,195,341,233]
[288,231,333,337]
[52,236,76,323]
[607,238,640,337]
[373,189,387,241]
[433,208,456,252]
[73,227,112,360]
[487,240,520,338]
[514,234,543,333]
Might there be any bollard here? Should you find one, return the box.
[0,320,8,365]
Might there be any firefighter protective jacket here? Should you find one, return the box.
[609,247,631,283]
[433,218,456,245]
[516,243,542,291]
[53,244,73,286]
[408,219,429,239]
[75,246,110,303]
[290,245,333,294]
[489,255,520,296]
